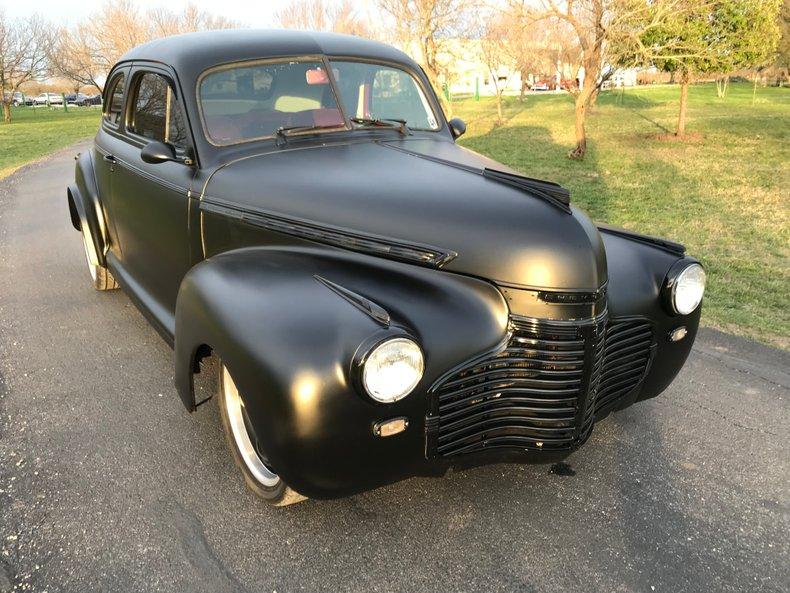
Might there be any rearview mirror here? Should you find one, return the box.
[448,117,466,139]
[141,140,190,166]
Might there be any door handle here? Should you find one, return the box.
[103,154,117,163]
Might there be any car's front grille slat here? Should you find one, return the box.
[428,311,655,459]
[595,319,654,415]
[430,311,607,457]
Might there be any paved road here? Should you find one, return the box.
[1,145,788,593]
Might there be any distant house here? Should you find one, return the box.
[400,38,641,97]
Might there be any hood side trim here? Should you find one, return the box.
[314,275,390,326]
[482,169,570,212]
[597,223,685,256]
[200,197,458,268]
[379,142,571,213]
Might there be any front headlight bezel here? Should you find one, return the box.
[663,260,706,316]
[353,333,425,404]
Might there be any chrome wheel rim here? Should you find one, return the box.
[222,367,280,487]
[80,225,98,282]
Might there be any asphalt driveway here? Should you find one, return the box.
[0,144,788,593]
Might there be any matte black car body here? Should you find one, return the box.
[68,30,702,499]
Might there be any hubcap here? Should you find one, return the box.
[80,225,98,282]
[222,367,280,487]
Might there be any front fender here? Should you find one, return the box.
[601,231,702,407]
[174,246,508,498]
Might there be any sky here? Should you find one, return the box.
[0,0,303,27]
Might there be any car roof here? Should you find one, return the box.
[117,29,419,78]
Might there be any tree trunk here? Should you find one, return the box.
[570,93,588,159]
[2,102,11,124]
[676,75,689,138]
[716,75,729,98]
[752,72,758,106]
[496,91,503,124]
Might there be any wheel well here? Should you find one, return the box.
[191,344,219,408]
[66,187,81,231]
[193,343,213,372]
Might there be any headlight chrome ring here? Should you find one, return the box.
[358,336,424,403]
[665,261,706,316]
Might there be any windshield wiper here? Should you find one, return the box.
[350,117,411,136]
[275,124,346,144]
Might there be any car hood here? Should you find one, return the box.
[201,137,607,291]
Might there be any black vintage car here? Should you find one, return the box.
[68,30,705,506]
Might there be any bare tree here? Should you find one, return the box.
[377,0,473,116]
[507,2,569,98]
[48,1,238,94]
[480,16,520,123]
[150,2,238,37]
[48,22,105,93]
[277,0,370,37]
[0,11,52,123]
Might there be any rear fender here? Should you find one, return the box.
[174,246,508,497]
[68,151,108,267]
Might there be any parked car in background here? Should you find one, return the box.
[66,93,92,106]
[530,80,552,91]
[33,92,64,105]
[11,92,33,106]
[69,30,706,506]
[84,93,102,106]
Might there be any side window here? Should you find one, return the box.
[103,73,125,125]
[130,72,189,149]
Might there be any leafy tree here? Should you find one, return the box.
[533,0,690,159]
[776,0,790,85]
[637,0,781,137]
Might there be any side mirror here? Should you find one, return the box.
[448,117,466,139]
[141,140,191,166]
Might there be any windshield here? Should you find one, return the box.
[198,58,439,146]
[199,60,346,145]
[330,61,439,132]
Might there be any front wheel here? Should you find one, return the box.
[218,365,306,506]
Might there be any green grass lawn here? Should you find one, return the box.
[454,83,789,348]
[0,106,101,178]
[1,85,787,346]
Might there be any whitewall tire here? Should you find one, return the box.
[218,365,305,506]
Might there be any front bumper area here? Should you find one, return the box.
[268,307,679,500]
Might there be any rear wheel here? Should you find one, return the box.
[218,365,305,506]
[80,222,118,291]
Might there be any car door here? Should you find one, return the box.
[93,67,129,256]
[104,66,197,328]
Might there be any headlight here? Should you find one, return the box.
[362,337,424,403]
[670,263,706,315]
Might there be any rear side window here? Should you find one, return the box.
[129,72,188,149]
[103,74,125,125]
